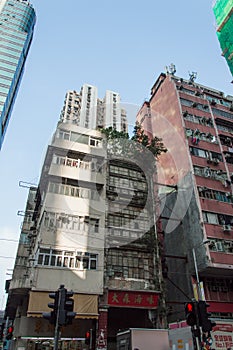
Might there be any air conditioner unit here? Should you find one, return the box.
[212,158,219,165]
[223,224,231,232]
[211,99,217,105]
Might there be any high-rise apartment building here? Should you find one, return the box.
[137,71,233,327]
[0,0,36,149]
[213,0,233,77]
[60,84,127,132]
[4,84,163,350]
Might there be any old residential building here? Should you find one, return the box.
[5,84,163,350]
[137,71,233,328]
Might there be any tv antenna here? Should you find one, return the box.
[188,71,197,83]
[165,63,176,75]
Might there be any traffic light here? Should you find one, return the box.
[42,290,59,325]
[85,331,90,345]
[6,326,13,340]
[0,323,4,341]
[198,300,216,333]
[185,301,197,326]
[64,290,76,325]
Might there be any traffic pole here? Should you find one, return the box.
[53,286,63,350]
[2,316,9,343]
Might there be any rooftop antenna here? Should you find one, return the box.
[165,63,176,75]
[188,71,197,83]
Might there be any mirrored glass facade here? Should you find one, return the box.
[0,0,36,149]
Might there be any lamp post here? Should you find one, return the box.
[190,240,209,350]
[192,240,210,301]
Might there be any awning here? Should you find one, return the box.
[27,291,98,319]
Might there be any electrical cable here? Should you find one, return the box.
[0,238,18,242]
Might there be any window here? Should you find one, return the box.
[107,250,153,281]
[203,212,233,226]
[58,129,70,140]
[193,166,228,184]
[89,137,101,147]
[202,211,218,224]
[190,147,208,158]
[190,147,222,162]
[57,129,94,145]
[36,248,98,270]
[212,107,233,121]
[43,211,100,233]
[198,187,233,203]
[47,181,100,201]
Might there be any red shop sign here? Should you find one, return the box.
[108,290,159,309]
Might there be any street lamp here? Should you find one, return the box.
[192,240,210,301]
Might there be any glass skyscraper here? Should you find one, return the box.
[0,0,36,149]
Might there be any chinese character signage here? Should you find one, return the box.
[211,324,233,350]
[108,290,159,308]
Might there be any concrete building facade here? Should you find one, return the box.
[4,84,163,350]
[137,71,233,327]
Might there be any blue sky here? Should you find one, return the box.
[0,0,232,307]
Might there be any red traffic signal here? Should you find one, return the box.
[185,302,197,326]
[85,331,90,345]
[6,326,14,340]
[186,303,194,312]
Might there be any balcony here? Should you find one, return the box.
[43,190,105,216]
[205,223,232,240]
[210,251,233,265]
[49,162,105,185]
[199,197,233,216]
[191,154,225,172]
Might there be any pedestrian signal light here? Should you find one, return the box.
[185,302,197,326]
[6,326,13,340]
[85,331,90,345]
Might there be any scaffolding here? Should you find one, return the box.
[213,0,233,76]
[213,0,233,27]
